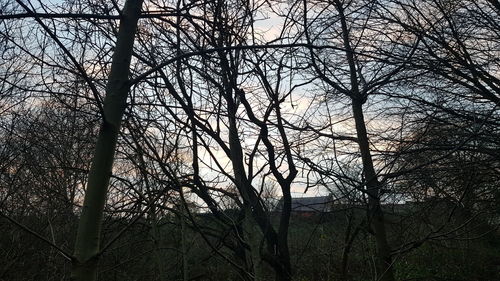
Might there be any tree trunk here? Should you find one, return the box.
[180,202,189,281]
[71,1,143,280]
[243,207,264,281]
[351,100,395,281]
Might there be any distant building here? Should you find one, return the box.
[275,196,333,217]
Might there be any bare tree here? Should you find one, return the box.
[292,0,420,279]
[0,0,498,281]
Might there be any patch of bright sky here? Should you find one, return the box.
[253,9,284,42]
[14,0,367,201]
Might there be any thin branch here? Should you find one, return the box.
[0,211,74,261]
[130,43,377,85]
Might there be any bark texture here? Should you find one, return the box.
[352,101,395,281]
[71,1,143,280]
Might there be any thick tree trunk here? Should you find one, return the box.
[225,98,291,281]
[243,207,264,281]
[71,1,143,280]
[351,100,395,281]
[180,202,189,281]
